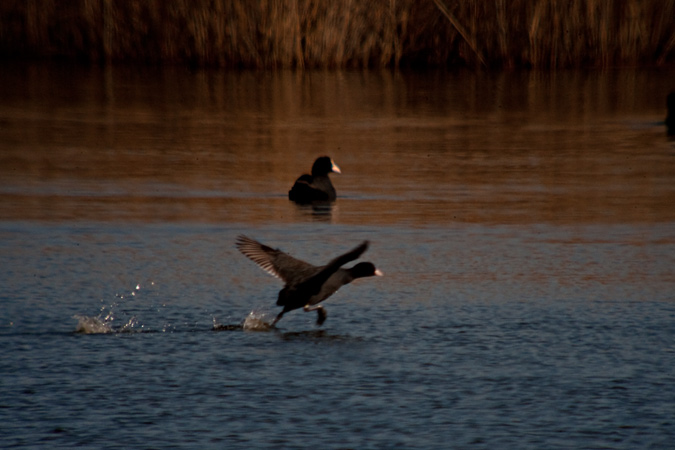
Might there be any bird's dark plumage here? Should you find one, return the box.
[288,156,341,203]
[667,92,675,136]
[236,235,381,326]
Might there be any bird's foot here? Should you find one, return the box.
[316,307,327,325]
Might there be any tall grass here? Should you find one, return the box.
[1,0,673,68]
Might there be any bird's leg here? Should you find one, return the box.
[304,304,327,325]
[270,310,285,327]
[316,308,327,325]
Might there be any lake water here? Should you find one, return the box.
[1,63,674,449]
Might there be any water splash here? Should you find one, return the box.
[212,316,241,331]
[73,315,113,334]
[242,310,274,331]
[73,283,150,334]
[73,313,138,334]
[212,310,274,332]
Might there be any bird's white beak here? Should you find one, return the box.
[374,269,383,276]
[331,160,341,174]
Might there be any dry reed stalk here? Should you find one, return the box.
[0,0,673,68]
[432,0,486,67]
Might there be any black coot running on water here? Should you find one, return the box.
[288,156,341,203]
[236,235,382,326]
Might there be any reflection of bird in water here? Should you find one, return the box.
[288,156,341,203]
[236,235,382,327]
[667,92,675,136]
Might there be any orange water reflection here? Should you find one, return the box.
[1,64,673,225]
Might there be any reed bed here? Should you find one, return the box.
[1,0,673,68]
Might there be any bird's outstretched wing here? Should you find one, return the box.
[319,241,369,276]
[286,240,369,299]
[236,235,317,284]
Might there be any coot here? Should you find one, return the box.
[667,92,675,136]
[288,156,341,203]
[236,235,382,326]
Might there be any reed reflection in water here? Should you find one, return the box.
[1,63,673,225]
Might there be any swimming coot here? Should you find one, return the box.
[667,92,675,136]
[288,156,341,203]
[236,235,382,326]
